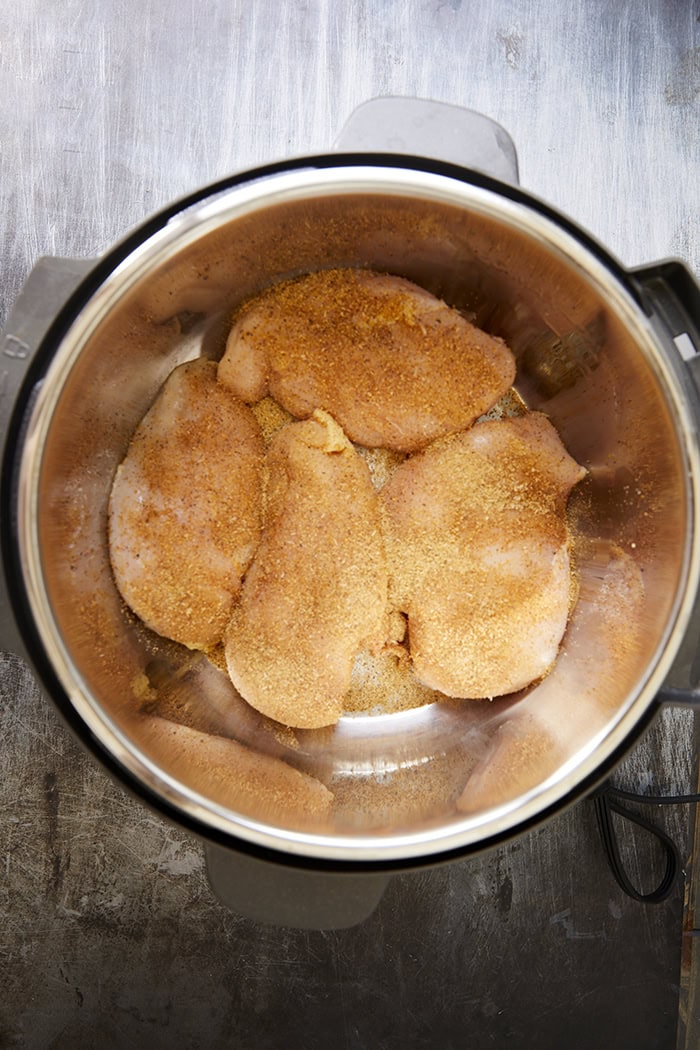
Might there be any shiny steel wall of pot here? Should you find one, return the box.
[11,162,700,864]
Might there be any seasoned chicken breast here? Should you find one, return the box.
[457,548,645,812]
[109,359,264,651]
[218,269,516,452]
[224,410,388,728]
[380,413,586,698]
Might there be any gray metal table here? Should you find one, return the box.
[1,3,698,1048]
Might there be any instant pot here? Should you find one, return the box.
[2,98,699,928]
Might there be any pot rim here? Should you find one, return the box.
[10,158,700,862]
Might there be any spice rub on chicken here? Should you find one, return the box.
[218,268,516,453]
[224,410,388,729]
[109,268,585,730]
[109,359,264,651]
[380,413,586,699]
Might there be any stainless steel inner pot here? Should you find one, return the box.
[4,110,700,891]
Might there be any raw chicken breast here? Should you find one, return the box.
[136,716,333,822]
[224,410,388,728]
[380,413,586,698]
[109,358,264,651]
[218,268,516,452]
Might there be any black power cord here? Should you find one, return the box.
[593,784,700,903]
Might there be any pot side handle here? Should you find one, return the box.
[0,256,95,661]
[335,97,520,186]
[630,258,700,372]
[204,841,391,930]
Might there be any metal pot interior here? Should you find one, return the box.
[19,165,698,861]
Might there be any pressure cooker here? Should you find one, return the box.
[2,98,699,928]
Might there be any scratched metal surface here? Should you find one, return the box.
[0,1,699,1048]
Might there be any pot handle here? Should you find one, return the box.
[204,841,391,929]
[630,258,700,383]
[0,256,95,660]
[335,96,520,186]
[655,686,700,708]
